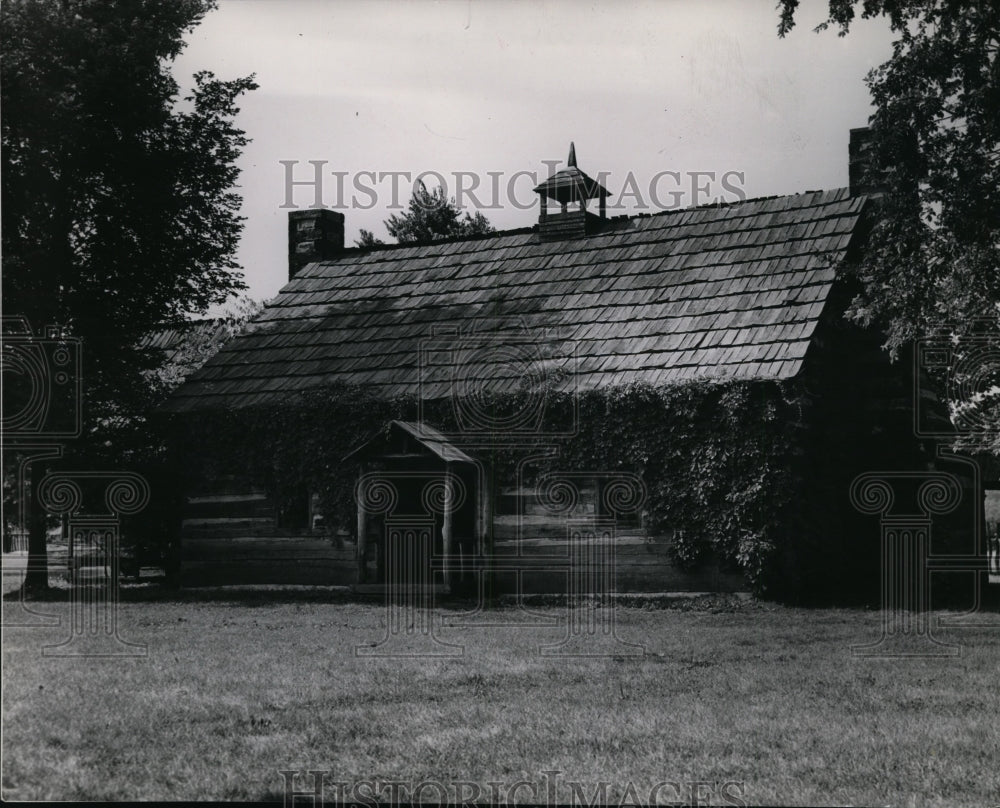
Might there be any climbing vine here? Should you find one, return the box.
[161,378,805,595]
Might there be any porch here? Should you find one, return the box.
[344,421,484,595]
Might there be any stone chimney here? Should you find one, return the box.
[288,209,345,280]
[534,143,609,241]
[849,127,883,199]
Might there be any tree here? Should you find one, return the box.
[354,179,495,246]
[1,0,257,592]
[356,228,386,248]
[145,296,263,398]
[778,1,1000,452]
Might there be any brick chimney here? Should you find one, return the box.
[288,209,345,280]
[849,127,883,199]
[534,143,609,242]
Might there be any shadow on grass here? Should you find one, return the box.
[5,581,998,613]
[1,583,773,612]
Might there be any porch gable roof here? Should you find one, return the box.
[342,420,476,465]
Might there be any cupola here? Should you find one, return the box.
[533,142,610,241]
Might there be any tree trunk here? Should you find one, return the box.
[21,474,50,595]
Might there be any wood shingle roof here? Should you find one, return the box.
[162,188,867,413]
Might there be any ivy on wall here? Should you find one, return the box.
[162,377,806,596]
[553,381,801,593]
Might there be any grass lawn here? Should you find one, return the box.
[2,587,998,806]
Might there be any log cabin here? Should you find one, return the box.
[159,128,988,603]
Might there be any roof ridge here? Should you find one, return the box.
[633,187,852,221]
[339,225,536,257]
[330,187,855,259]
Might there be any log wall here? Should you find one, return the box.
[178,479,744,592]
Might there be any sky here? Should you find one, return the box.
[172,0,896,309]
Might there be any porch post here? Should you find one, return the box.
[356,473,367,583]
[441,467,452,589]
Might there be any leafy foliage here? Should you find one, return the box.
[355,180,495,246]
[355,228,386,248]
[169,380,802,596]
[145,297,263,398]
[2,0,257,434]
[1,0,256,590]
[166,385,409,532]
[559,383,799,592]
[777,0,1000,452]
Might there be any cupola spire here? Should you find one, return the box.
[532,142,609,241]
